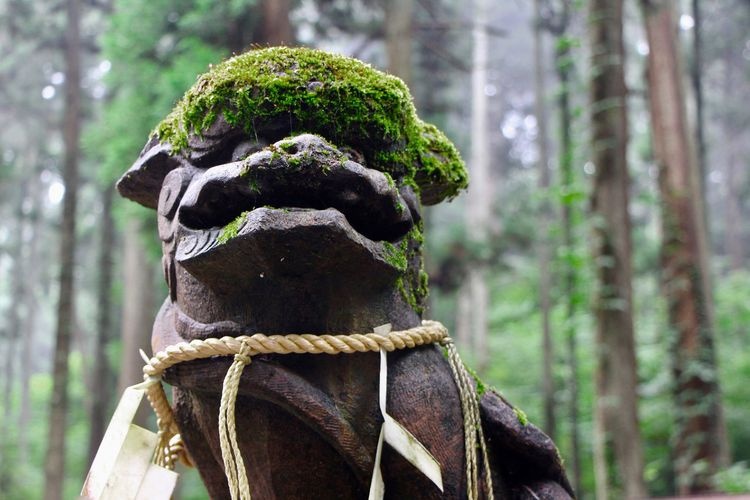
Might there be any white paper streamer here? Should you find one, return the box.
[367,324,444,500]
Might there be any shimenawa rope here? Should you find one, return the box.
[140,320,493,499]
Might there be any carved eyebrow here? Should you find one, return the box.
[187,127,247,168]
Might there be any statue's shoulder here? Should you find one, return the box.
[480,390,575,499]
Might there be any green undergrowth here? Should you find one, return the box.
[154,46,467,204]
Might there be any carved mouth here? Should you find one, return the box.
[174,134,419,268]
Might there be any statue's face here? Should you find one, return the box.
[134,116,425,330]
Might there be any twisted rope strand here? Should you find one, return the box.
[443,340,495,500]
[219,343,252,499]
[142,322,447,379]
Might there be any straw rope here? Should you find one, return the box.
[140,320,493,499]
[444,340,494,499]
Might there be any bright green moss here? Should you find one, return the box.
[513,407,529,427]
[217,211,249,244]
[382,241,408,272]
[154,46,467,204]
[465,365,487,397]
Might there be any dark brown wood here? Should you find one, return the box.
[117,51,573,499]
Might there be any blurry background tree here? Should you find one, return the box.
[588,0,644,497]
[0,0,749,499]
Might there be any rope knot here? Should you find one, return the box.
[234,352,251,365]
[234,342,252,365]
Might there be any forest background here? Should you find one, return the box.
[0,0,748,499]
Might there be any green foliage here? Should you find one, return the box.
[716,271,750,462]
[715,462,750,494]
[1,353,90,499]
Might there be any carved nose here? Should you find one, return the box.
[178,134,417,242]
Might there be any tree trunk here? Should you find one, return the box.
[724,142,743,271]
[640,0,727,493]
[43,0,81,497]
[690,0,707,204]
[19,162,43,462]
[385,0,414,86]
[588,0,646,497]
[722,58,744,272]
[117,217,156,425]
[555,31,581,497]
[0,181,27,493]
[261,0,292,46]
[466,0,491,373]
[87,185,115,465]
[532,0,556,441]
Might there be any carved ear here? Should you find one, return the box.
[116,138,183,210]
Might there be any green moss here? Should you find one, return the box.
[154,47,467,204]
[383,241,408,272]
[383,223,430,314]
[217,211,249,244]
[278,139,296,153]
[247,175,261,194]
[465,365,487,397]
[513,406,529,427]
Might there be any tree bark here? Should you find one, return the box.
[588,0,646,497]
[640,0,727,493]
[690,0,707,204]
[465,0,491,373]
[261,0,292,46]
[117,217,156,425]
[385,0,414,86]
[533,0,556,442]
[43,0,81,497]
[87,185,115,465]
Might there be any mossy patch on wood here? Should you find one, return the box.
[154,46,467,204]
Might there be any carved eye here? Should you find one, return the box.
[158,168,190,218]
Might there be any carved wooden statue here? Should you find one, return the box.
[117,47,573,499]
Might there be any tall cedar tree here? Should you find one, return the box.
[640,0,727,493]
[588,0,645,497]
[464,0,491,373]
[87,185,115,464]
[43,0,81,497]
[539,0,581,491]
[0,181,27,492]
[385,0,413,86]
[532,0,557,442]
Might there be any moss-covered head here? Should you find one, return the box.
[154,46,467,205]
